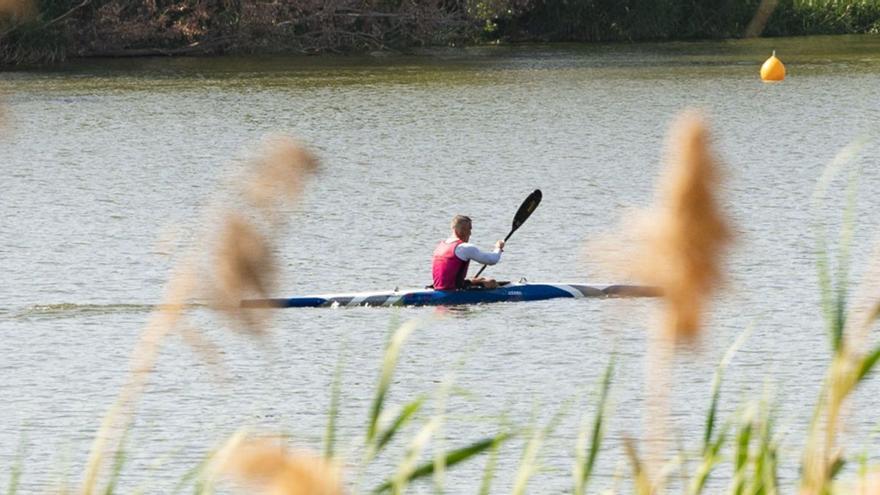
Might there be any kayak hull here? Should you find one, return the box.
[241,283,659,308]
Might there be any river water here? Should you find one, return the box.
[2,35,880,493]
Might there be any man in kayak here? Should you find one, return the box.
[432,215,505,290]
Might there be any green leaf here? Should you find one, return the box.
[575,357,614,495]
[7,434,25,495]
[478,431,503,495]
[172,457,210,495]
[689,421,730,495]
[367,320,419,444]
[731,413,754,495]
[376,396,426,452]
[703,372,722,455]
[747,404,779,495]
[102,438,128,495]
[515,398,574,495]
[735,421,752,471]
[704,325,752,454]
[856,343,880,385]
[623,438,650,495]
[829,456,846,480]
[373,434,511,493]
[324,350,346,459]
[811,137,868,353]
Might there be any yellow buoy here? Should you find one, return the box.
[760,50,785,82]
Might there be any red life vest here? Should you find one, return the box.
[432,239,469,290]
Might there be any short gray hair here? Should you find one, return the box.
[451,215,471,236]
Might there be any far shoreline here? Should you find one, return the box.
[3,33,878,72]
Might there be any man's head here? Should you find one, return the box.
[451,215,472,242]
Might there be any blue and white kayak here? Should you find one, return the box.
[241,283,660,308]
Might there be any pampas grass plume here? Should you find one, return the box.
[221,437,344,495]
[635,110,732,342]
[212,214,275,332]
[209,137,318,334]
[245,136,319,217]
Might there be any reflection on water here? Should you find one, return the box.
[10,302,156,320]
[1,35,880,492]
[8,303,211,320]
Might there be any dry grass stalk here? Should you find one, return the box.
[83,137,319,493]
[632,110,732,342]
[844,242,880,348]
[623,437,652,495]
[802,245,880,494]
[219,436,344,495]
[850,470,880,495]
[83,263,197,495]
[802,351,865,494]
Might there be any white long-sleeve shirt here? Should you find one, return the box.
[445,238,502,265]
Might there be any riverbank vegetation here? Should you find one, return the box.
[2,0,880,65]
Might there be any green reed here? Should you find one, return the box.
[364,320,509,494]
[573,357,614,495]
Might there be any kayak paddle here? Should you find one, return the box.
[473,189,542,278]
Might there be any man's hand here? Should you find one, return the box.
[471,277,499,289]
[495,240,505,251]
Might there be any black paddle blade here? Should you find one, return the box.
[507,189,542,240]
[474,189,542,279]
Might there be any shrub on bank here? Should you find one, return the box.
[2,0,880,65]
[502,0,880,41]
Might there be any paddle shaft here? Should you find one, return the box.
[471,228,514,278]
[472,189,542,279]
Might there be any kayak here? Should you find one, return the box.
[241,283,660,308]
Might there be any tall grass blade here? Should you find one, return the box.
[856,343,880,384]
[514,399,574,495]
[731,409,754,495]
[704,326,753,453]
[624,438,651,495]
[388,416,441,495]
[324,349,346,460]
[704,374,722,454]
[429,371,460,495]
[829,456,846,480]
[816,240,837,352]
[367,319,419,445]
[689,422,731,495]
[747,399,779,495]
[102,442,127,495]
[692,324,754,495]
[377,396,426,452]
[512,422,544,495]
[7,435,25,495]
[478,432,504,495]
[172,455,212,495]
[811,137,869,353]
[828,164,860,351]
[373,433,510,493]
[7,465,21,495]
[574,357,614,495]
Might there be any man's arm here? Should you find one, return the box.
[455,243,502,265]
